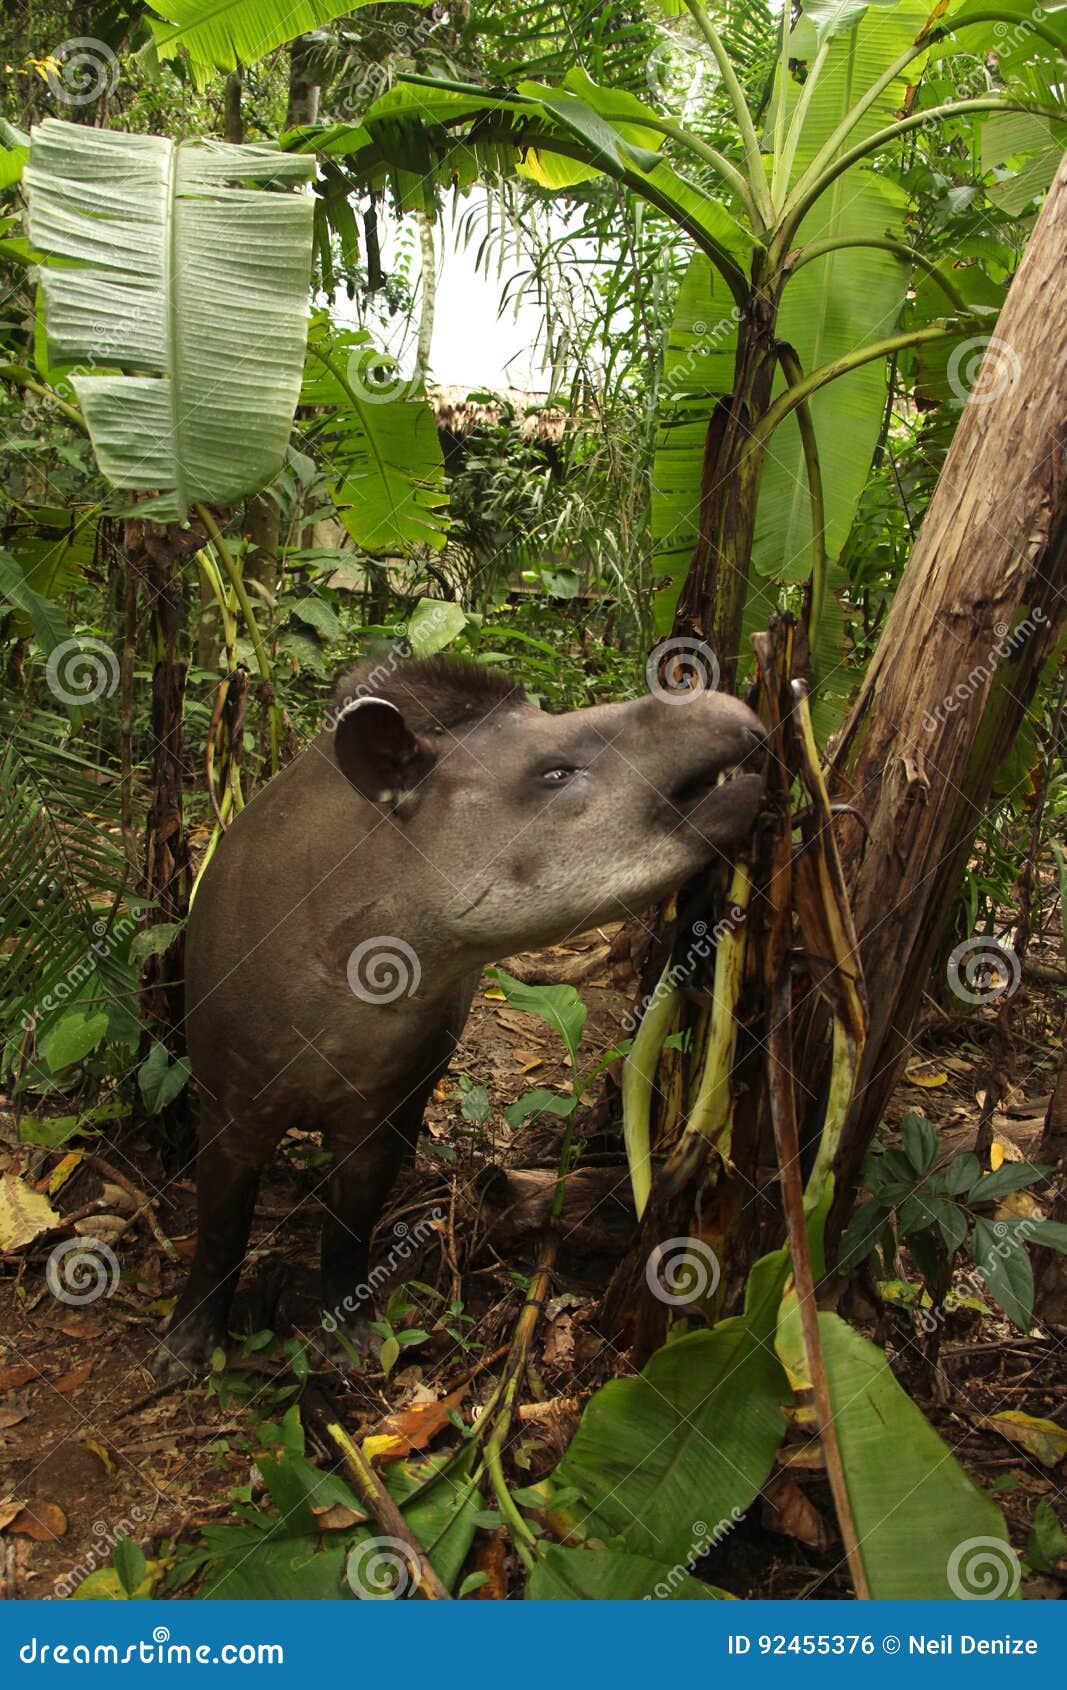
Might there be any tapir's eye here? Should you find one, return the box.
[541,766,579,785]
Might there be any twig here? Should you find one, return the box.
[305,1395,451,1600]
[84,1154,179,1260]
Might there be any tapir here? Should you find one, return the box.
[151,655,765,1379]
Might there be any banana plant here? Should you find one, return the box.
[288,0,1067,693]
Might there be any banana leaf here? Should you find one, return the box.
[25,120,315,522]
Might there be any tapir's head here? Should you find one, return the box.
[329,656,765,964]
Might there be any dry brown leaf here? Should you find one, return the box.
[542,1312,575,1368]
[0,1499,23,1532]
[362,1387,466,1465]
[471,1533,508,1600]
[0,1407,27,1430]
[5,1501,68,1541]
[0,1364,40,1391]
[54,1360,94,1394]
[761,1472,830,1550]
[52,1312,103,1340]
[311,1503,366,1532]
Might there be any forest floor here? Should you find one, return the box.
[2,926,1065,1601]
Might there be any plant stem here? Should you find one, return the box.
[777,344,827,665]
[752,326,958,450]
[784,235,973,315]
[322,1416,452,1599]
[194,503,280,775]
[684,0,773,226]
[622,968,681,1218]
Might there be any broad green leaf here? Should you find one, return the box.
[39,1009,109,1071]
[546,1249,790,1563]
[1027,1218,1067,1255]
[943,1152,981,1197]
[138,1040,192,1114]
[128,922,183,964]
[972,1217,1034,1330]
[972,1163,1048,1203]
[900,1110,939,1176]
[202,1538,349,1599]
[928,1198,968,1257]
[753,6,928,677]
[301,319,448,555]
[485,969,587,1067]
[148,0,430,86]
[1026,1499,1067,1574]
[26,120,314,522]
[504,1089,579,1128]
[406,598,467,656]
[650,250,740,630]
[801,0,905,45]
[820,1312,1017,1597]
[527,1545,733,1599]
[0,548,71,657]
[112,1536,147,1598]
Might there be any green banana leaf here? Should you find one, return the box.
[527,1546,733,1600]
[751,5,929,659]
[816,1312,1018,1599]
[300,317,449,555]
[650,249,741,631]
[25,120,315,523]
[542,1249,790,1565]
[147,0,430,87]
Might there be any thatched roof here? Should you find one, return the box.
[430,386,569,444]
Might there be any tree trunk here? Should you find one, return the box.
[822,152,1067,1227]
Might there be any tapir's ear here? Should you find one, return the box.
[333,697,435,805]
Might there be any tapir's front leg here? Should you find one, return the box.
[318,1084,435,1340]
[150,1117,275,1382]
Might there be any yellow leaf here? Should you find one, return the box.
[80,1438,117,1476]
[990,1140,1005,1171]
[988,1411,1067,1467]
[482,986,506,1001]
[0,1173,59,1251]
[904,1061,948,1088]
[48,1151,85,1195]
[71,1562,162,1600]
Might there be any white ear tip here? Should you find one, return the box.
[334,695,401,728]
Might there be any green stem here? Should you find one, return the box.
[782,99,1066,247]
[684,0,773,226]
[681,859,752,1151]
[776,344,827,665]
[775,41,829,208]
[622,969,681,1219]
[784,235,973,315]
[0,363,88,434]
[195,503,279,775]
[689,0,771,226]
[752,325,958,449]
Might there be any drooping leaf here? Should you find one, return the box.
[485,969,587,1067]
[148,0,431,86]
[819,1312,1018,1597]
[300,318,449,555]
[971,1216,1035,1330]
[545,1250,790,1563]
[25,120,314,522]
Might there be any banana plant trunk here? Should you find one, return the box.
[822,151,1067,1230]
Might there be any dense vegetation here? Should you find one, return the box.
[0,0,1065,1603]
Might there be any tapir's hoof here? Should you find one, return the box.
[148,1319,223,1385]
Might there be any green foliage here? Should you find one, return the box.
[839,1112,1065,1331]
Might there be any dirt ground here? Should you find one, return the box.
[2,929,1066,1601]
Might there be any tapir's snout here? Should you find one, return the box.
[641,689,767,854]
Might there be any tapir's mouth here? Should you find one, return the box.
[670,753,764,812]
